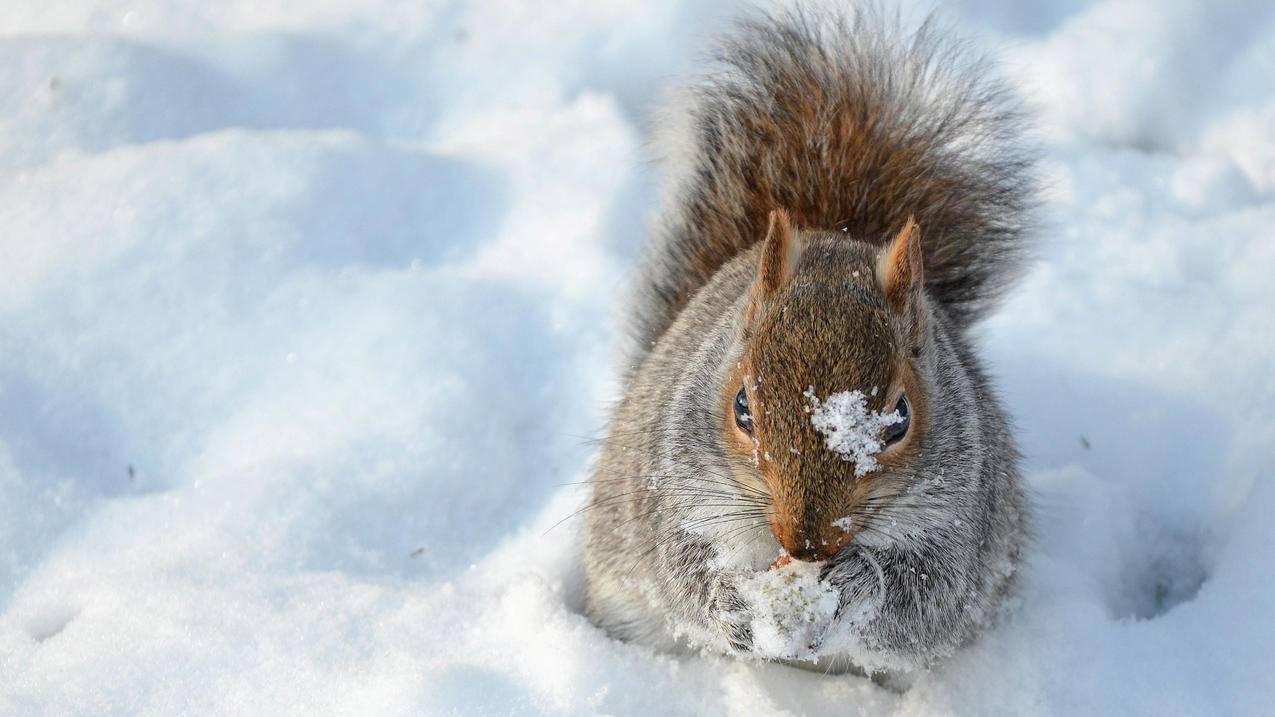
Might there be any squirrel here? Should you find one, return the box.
[583,7,1033,674]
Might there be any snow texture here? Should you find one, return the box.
[2,0,1275,715]
[736,559,842,661]
[804,387,902,475]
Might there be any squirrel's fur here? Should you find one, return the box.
[633,8,1033,354]
[584,8,1033,674]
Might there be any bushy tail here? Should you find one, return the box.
[632,7,1035,352]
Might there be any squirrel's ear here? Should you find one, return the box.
[746,208,801,322]
[877,217,926,343]
[876,217,923,309]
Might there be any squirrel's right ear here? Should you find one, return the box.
[745,209,801,323]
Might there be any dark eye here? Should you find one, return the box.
[883,395,910,446]
[733,386,753,435]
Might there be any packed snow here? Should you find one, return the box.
[736,559,842,661]
[1,0,1274,714]
[804,388,903,475]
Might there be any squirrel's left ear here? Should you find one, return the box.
[876,217,926,342]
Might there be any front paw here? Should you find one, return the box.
[819,550,886,638]
[708,576,754,652]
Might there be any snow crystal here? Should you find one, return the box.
[804,387,902,475]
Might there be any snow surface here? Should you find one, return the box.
[804,388,902,475]
[2,0,1274,714]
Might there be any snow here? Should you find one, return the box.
[804,388,903,475]
[736,559,843,661]
[1,0,1274,714]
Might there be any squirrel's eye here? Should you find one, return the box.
[883,395,910,446]
[733,386,753,435]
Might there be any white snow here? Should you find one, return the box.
[736,559,842,661]
[1,0,1274,714]
[804,388,903,474]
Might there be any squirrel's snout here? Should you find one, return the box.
[786,541,834,562]
[769,518,845,562]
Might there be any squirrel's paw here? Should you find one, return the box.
[820,550,886,639]
[707,575,754,653]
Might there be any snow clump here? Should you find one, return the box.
[736,558,841,660]
[804,387,902,475]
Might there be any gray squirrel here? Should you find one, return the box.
[583,8,1033,674]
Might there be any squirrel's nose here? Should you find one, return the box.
[787,540,838,562]
[770,516,845,562]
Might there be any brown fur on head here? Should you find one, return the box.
[722,211,929,562]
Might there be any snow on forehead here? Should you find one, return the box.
[803,387,902,475]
